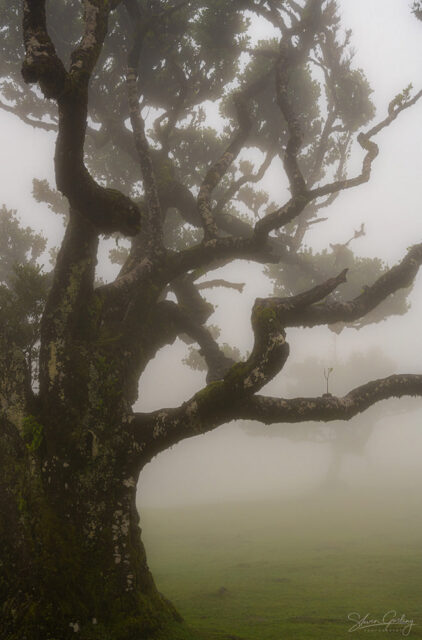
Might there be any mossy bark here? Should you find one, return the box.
[0,207,198,637]
[0,407,194,640]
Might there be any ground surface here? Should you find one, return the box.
[141,487,422,640]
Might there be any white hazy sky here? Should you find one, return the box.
[1,1,422,505]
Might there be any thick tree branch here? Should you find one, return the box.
[163,301,235,382]
[130,373,422,462]
[254,194,311,238]
[255,267,348,314]
[128,241,422,459]
[21,0,67,98]
[70,0,116,80]
[171,275,214,325]
[95,256,156,309]
[165,220,321,283]
[255,243,422,328]
[22,0,141,236]
[168,275,238,381]
[166,235,277,280]
[196,279,245,293]
[72,101,304,283]
[39,212,98,397]
[99,171,421,376]
[238,375,422,424]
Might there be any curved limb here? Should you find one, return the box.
[22,0,141,236]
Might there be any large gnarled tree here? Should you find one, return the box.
[1,1,422,638]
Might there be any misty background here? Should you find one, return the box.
[1,0,422,509]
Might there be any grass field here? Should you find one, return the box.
[141,487,422,639]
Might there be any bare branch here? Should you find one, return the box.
[167,235,277,280]
[256,243,422,329]
[214,147,276,215]
[130,372,422,462]
[171,275,215,325]
[254,84,421,241]
[275,49,307,196]
[255,267,348,314]
[126,67,164,254]
[254,194,311,238]
[238,375,422,424]
[163,301,235,382]
[309,88,422,200]
[197,96,252,239]
[196,279,245,293]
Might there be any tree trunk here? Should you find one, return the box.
[0,409,194,640]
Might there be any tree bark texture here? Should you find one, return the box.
[0,398,189,639]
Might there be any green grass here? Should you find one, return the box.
[141,487,422,639]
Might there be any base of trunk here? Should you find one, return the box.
[0,453,200,640]
[1,514,199,640]
[2,543,200,640]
